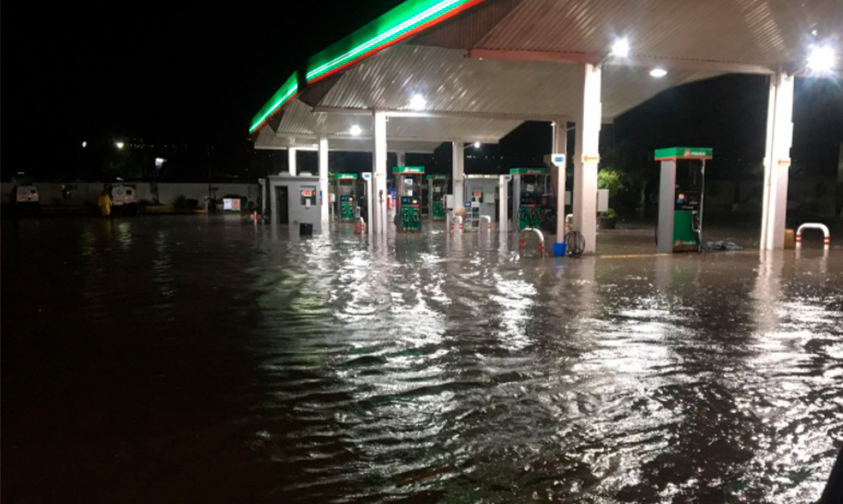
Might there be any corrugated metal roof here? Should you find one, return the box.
[317,44,723,119]
[476,0,842,66]
[256,98,519,149]
[410,0,524,49]
[252,0,842,143]
[255,126,445,153]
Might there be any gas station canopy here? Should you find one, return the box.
[252,0,842,149]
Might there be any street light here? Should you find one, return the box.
[115,141,125,149]
[82,141,87,148]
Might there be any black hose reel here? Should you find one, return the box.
[564,231,586,258]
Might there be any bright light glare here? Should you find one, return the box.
[350,125,362,136]
[409,94,427,110]
[81,141,87,148]
[473,141,481,148]
[155,157,166,168]
[807,45,836,73]
[115,141,125,149]
[650,68,667,78]
[611,38,630,58]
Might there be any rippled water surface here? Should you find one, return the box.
[3,216,842,503]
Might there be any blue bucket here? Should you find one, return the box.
[553,242,567,257]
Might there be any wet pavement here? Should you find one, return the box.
[3,215,842,503]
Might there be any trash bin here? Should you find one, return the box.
[299,223,314,236]
[784,228,795,249]
[552,242,567,257]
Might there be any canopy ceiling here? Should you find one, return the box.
[252,0,842,151]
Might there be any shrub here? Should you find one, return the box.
[597,168,624,195]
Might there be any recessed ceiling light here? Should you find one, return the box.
[807,45,836,73]
[350,125,362,136]
[611,38,630,58]
[650,68,667,78]
[409,94,427,110]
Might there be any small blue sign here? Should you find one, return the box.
[464,202,472,208]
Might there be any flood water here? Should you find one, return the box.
[3,216,842,503]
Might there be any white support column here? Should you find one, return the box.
[396,151,406,167]
[287,148,297,176]
[499,175,511,233]
[372,110,388,235]
[760,71,794,250]
[553,120,568,239]
[573,63,602,254]
[318,137,330,229]
[451,141,465,210]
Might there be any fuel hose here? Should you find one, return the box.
[564,231,586,258]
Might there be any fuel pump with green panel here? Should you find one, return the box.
[394,166,425,232]
[426,174,448,221]
[510,167,550,230]
[335,173,359,222]
[655,147,711,253]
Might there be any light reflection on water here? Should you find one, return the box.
[2,216,841,503]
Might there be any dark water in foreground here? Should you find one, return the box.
[3,216,842,503]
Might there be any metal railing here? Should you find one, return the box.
[519,227,545,257]
[796,223,830,250]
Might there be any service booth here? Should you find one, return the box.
[268,173,323,233]
[463,175,498,224]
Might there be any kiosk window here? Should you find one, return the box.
[300,186,316,206]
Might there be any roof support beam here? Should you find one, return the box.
[468,49,775,75]
[311,105,557,122]
[622,56,774,76]
[469,48,600,64]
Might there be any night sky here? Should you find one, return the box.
[4,1,842,181]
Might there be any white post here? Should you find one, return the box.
[287,147,297,176]
[372,110,388,235]
[573,63,602,254]
[553,119,568,239]
[452,141,465,212]
[259,178,267,215]
[396,151,406,167]
[499,175,511,233]
[318,137,330,229]
[760,71,794,250]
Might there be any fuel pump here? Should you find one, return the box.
[335,173,359,222]
[510,168,550,230]
[393,166,425,232]
[426,174,448,221]
[655,147,711,253]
